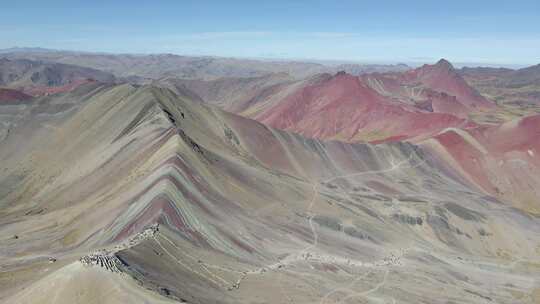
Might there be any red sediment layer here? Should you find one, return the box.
[0,88,32,103]
[24,79,95,96]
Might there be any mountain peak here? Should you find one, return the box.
[435,58,454,69]
[331,70,357,81]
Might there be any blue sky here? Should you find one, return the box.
[1,0,539,65]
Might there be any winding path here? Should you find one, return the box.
[151,151,426,302]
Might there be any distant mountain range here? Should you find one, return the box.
[0,48,410,80]
[459,64,540,120]
[0,57,115,95]
[460,64,540,88]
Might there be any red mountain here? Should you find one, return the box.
[360,59,493,117]
[424,114,540,213]
[161,59,493,143]
[404,59,494,109]
[0,87,32,103]
[251,72,469,143]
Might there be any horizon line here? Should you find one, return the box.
[0,46,535,69]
